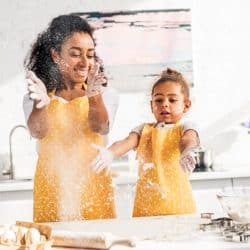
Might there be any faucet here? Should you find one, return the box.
[2,125,28,179]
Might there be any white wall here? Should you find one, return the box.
[191,1,250,167]
[1,0,250,174]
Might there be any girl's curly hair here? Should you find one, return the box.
[151,68,190,99]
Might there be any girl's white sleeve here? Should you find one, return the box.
[182,120,200,137]
[130,123,145,135]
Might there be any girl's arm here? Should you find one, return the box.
[179,129,200,173]
[109,132,140,158]
[91,132,140,173]
[180,129,200,152]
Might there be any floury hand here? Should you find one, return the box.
[86,63,107,97]
[180,146,200,173]
[91,144,114,175]
[26,71,50,109]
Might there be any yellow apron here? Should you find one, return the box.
[133,123,196,217]
[33,96,116,222]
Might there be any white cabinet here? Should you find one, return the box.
[114,184,135,218]
[193,189,224,216]
[0,200,33,224]
[0,174,249,223]
[114,175,250,218]
[232,177,250,187]
[191,178,232,216]
[0,183,33,223]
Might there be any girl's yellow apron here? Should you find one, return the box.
[133,123,196,217]
[33,97,116,222]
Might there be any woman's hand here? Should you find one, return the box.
[26,71,50,109]
[91,144,114,175]
[86,63,107,97]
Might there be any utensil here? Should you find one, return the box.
[194,150,213,172]
[52,230,136,249]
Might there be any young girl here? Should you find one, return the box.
[92,68,200,217]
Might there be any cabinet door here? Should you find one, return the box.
[0,200,33,224]
[232,177,250,187]
[193,189,225,217]
[114,184,135,218]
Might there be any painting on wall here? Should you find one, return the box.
[74,9,193,92]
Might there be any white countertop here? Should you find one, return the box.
[1,168,250,192]
[120,235,249,250]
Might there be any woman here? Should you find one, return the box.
[23,14,118,222]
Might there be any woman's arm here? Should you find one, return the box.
[86,63,112,135]
[88,94,109,135]
[24,71,51,139]
[27,101,49,139]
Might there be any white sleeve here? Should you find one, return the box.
[23,93,34,124]
[102,86,119,129]
[130,123,145,135]
[182,120,200,137]
[24,88,119,128]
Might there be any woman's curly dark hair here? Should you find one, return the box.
[24,14,106,93]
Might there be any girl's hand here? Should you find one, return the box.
[86,63,107,97]
[180,146,200,173]
[26,71,50,109]
[90,144,114,175]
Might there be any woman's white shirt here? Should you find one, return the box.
[23,86,119,137]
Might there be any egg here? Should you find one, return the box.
[25,228,41,245]
[16,226,28,245]
[1,229,17,245]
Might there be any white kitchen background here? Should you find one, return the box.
[1,0,250,179]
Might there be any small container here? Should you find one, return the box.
[217,187,250,223]
[194,150,213,172]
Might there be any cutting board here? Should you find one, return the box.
[49,214,208,241]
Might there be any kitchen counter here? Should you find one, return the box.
[51,233,248,250]
[1,168,250,192]
[109,235,248,250]
[1,216,248,250]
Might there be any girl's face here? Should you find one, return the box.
[151,81,191,124]
[51,32,95,86]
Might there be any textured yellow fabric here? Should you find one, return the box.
[33,97,116,222]
[133,123,196,217]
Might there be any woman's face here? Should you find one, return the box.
[52,32,95,86]
[151,81,191,124]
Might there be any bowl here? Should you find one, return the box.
[217,187,250,223]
